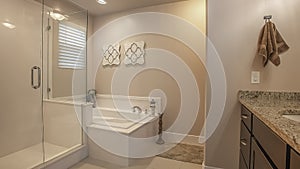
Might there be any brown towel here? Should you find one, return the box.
[256,21,289,67]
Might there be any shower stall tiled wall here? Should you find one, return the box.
[0,0,88,168]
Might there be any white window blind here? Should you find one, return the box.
[58,23,86,69]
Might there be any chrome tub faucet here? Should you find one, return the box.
[132,106,142,113]
[87,89,97,108]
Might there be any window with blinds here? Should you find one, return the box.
[58,23,86,69]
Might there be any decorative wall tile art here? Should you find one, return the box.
[102,43,121,66]
[124,41,145,65]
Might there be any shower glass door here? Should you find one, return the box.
[42,0,87,161]
[0,0,44,168]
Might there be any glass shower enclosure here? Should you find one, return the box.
[0,0,87,168]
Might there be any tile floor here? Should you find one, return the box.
[69,157,220,169]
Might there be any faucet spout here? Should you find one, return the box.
[87,89,97,108]
[132,106,142,113]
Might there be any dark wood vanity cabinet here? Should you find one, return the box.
[240,120,251,168]
[253,115,286,169]
[239,106,300,169]
[290,149,300,169]
[241,106,252,131]
[239,106,252,169]
[251,138,273,169]
[240,152,248,169]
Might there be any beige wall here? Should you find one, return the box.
[95,34,206,135]
[207,0,300,168]
[91,0,206,135]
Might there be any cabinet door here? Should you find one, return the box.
[290,149,300,169]
[253,116,286,169]
[240,151,248,169]
[251,139,273,169]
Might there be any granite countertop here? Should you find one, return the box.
[239,91,300,154]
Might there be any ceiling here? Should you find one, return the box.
[70,0,187,16]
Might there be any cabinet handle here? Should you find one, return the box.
[241,114,248,119]
[240,139,247,146]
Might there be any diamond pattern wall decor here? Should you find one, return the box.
[124,41,145,65]
[102,43,121,66]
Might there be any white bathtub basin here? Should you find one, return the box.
[92,108,152,129]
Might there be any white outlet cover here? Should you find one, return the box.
[251,71,260,84]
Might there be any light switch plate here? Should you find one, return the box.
[251,71,260,84]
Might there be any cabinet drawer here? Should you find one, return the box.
[241,106,252,131]
[253,116,286,169]
[240,151,248,169]
[290,149,300,169]
[240,122,251,167]
[251,138,273,169]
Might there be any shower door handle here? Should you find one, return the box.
[31,66,41,89]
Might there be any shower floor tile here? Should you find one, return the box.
[0,142,68,169]
[44,142,69,160]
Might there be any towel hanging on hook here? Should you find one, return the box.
[264,15,272,23]
[256,15,290,67]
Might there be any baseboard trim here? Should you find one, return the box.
[163,132,205,146]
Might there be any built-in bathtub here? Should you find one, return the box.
[85,95,161,166]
